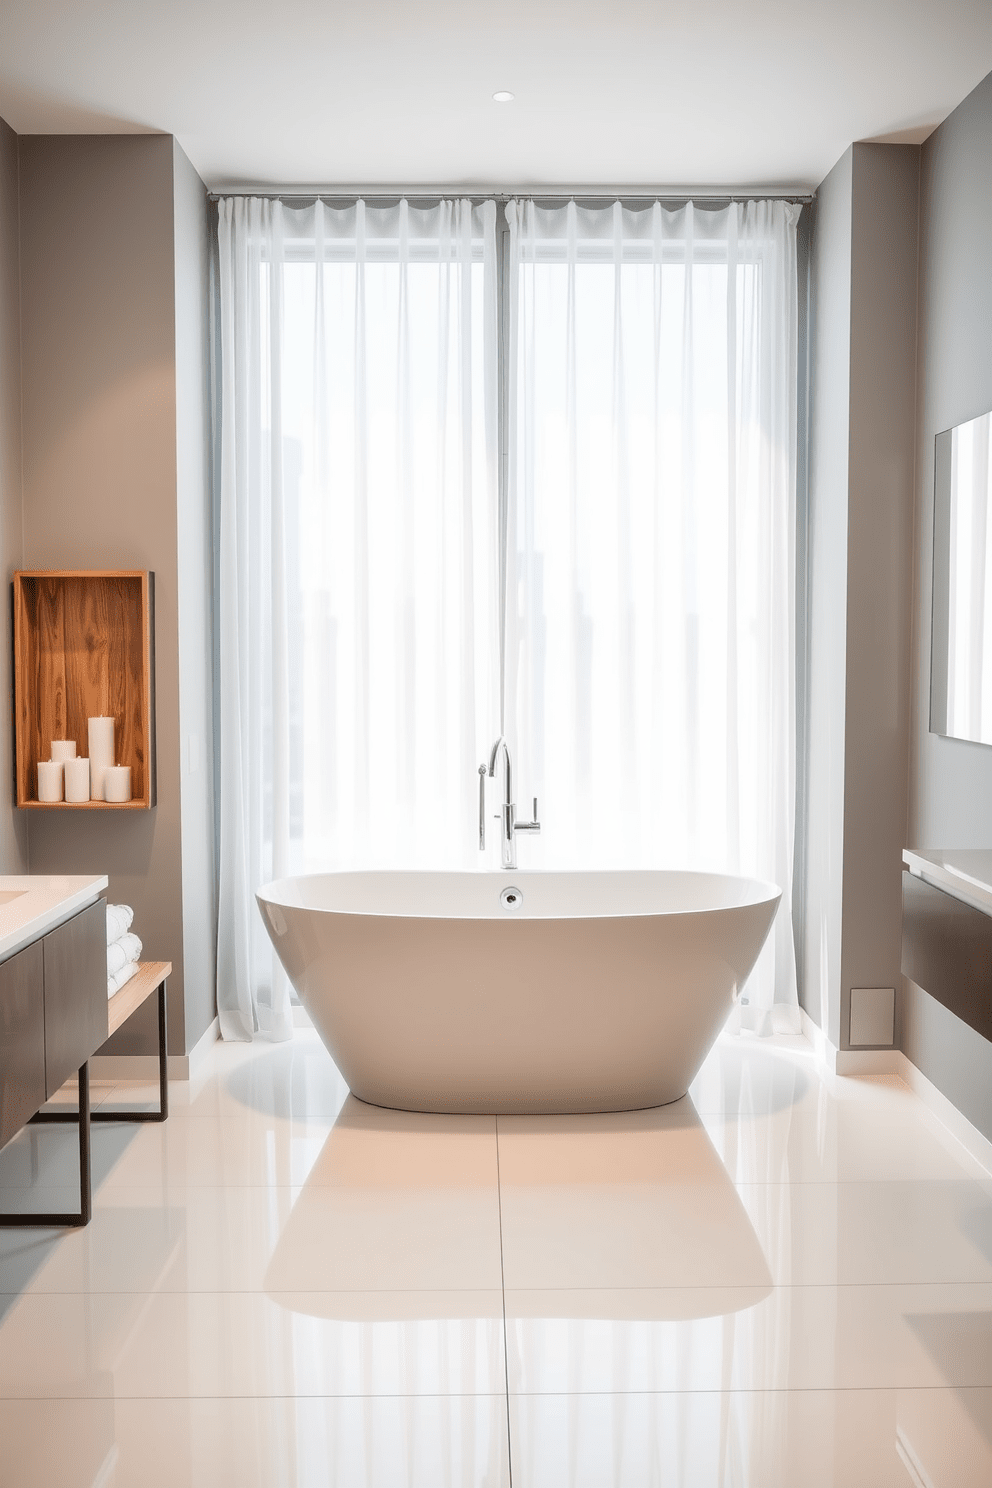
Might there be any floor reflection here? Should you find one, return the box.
[509,1386,992,1488]
[266,1094,772,1321]
[0,1121,141,1320]
[498,1098,773,1311]
[224,1038,350,1122]
[264,1096,503,1309]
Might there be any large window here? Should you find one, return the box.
[215,194,800,1038]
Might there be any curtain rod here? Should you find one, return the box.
[208,185,816,204]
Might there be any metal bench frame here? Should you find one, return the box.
[2,966,169,1228]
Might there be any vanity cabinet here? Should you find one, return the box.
[42,900,108,1098]
[0,899,107,1149]
[901,853,992,1043]
[0,941,46,1149]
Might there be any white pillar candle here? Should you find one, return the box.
[103,765,131,804]
[88,716,115,801]
[37,760,63,803]
[51,740,77,762]
[64,756,91,803]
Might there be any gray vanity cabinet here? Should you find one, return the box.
[42,899,108,1098]
[0,898,107,1149]
[0,940,46,1149]
[902,871,992,1042]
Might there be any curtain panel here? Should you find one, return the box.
[215,197,499,1040]
[505,199,801,1019]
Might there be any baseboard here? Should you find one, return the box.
[893,1051,992,1178]
[835,1047,905,1075]
[798,1007,899,1073]
[798,1008,992,1177]
[187,1014,221,1075]
[90,1014,220,1083]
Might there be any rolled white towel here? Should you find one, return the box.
[108,960,139,998]
[107,932,142,977]
[106,903,134,946]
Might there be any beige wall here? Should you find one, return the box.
[804,142,919,1049]
[0,121,28,875]
[905,69,992,1140]
[16,133,214,1057]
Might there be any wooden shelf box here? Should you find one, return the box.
[13,571,155,810]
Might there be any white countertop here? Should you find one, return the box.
[903,849,992,918]
[0,874,108,964]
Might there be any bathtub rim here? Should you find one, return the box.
[255,866,782,923]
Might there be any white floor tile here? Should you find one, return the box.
[0,1287,507,1398]
[700,1079,990,1184]
[105,1030,351,1122]
[0,1394,511,1488]
[504,1281,992,1392]
[96,1112,333,1189]
[739,1176,992,1285]
[0,1118,137,1190]
[508,1386,992,1488]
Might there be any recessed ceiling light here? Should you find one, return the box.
[492,91,515,104]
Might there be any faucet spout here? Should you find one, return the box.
[480,736,539,870]
[487,735,512,806]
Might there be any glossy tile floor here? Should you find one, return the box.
[2,1026,992,1485]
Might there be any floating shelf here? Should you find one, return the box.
[13,571,155,810]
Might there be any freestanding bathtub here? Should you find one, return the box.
[256,870,780,1115]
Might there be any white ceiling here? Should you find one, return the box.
[1,0,992,193]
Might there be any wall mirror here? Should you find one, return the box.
[931,410,992,746]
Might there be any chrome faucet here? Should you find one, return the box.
[478,736,540,869]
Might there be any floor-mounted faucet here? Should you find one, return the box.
[478,736,540,870]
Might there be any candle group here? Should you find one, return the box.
[37,719,131,804]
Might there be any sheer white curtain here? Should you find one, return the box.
[505,199,800,1018]
[215,197,499,1040]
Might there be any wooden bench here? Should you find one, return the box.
[95,960,173,1123]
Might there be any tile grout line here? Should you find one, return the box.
[494,1114,513,1487]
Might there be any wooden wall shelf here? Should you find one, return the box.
[13,571,155,810]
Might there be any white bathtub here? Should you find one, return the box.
[256,870,780,1115]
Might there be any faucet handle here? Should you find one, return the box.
[515,796,541,834]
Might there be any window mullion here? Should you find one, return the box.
[496,199,511,731]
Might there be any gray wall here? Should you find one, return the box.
[15,133,215,1057]
[905,69,992,1139]
[0,121,28,875]
[172,140,217,1052]
[803,148,852,1042]
[803,143,919,1050]
[840,144,920,1050]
